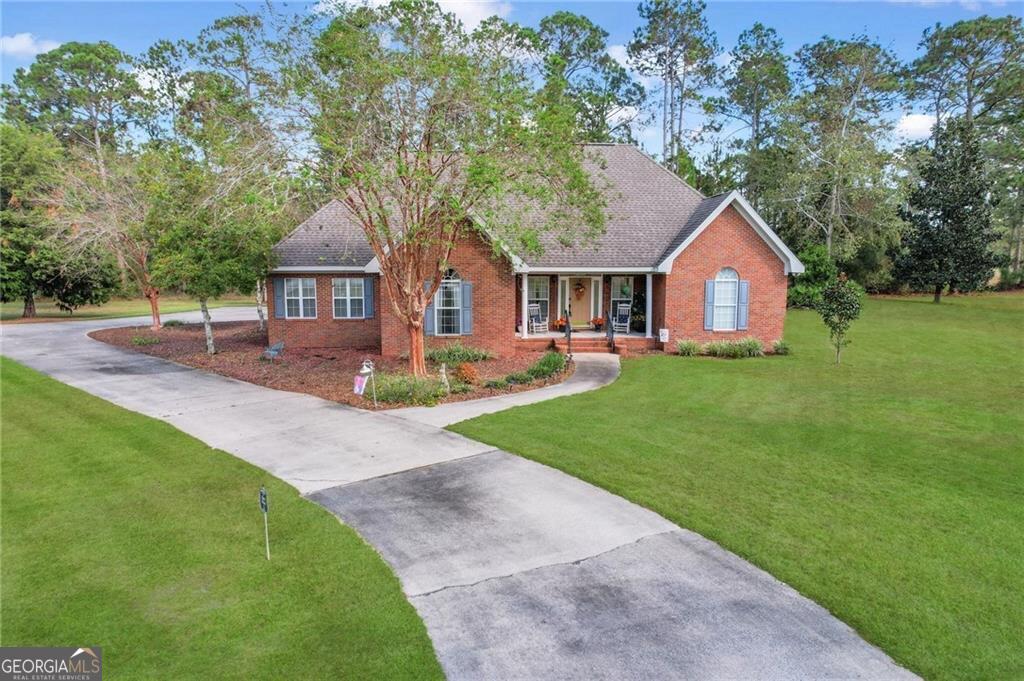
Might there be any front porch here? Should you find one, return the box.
[516,328,658,355]
[515,272,656,342]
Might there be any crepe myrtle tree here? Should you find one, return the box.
[279,0,607,376]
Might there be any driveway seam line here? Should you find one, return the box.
[408,529,679,599]
[303,448,504,496]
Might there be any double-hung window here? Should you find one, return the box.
[611,276,633,316]
[436,270,462,335]
[713,268,739,331]
[527,276,549,319]
[332,278,364,319]
[284,277,317,319]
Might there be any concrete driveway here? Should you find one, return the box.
[1,309,916,680]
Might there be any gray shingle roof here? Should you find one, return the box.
[273,200,377,268]
[273,144,724,271]
[525,144,706,268]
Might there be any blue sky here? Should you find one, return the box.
[2,0,1020,153]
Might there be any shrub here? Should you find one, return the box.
[737,337,764,357]
[425,343,492,363]
[527,351,566,379]
[374,373,447,406]
[676,339,700,356]
[703,338,763,358]
[484,378,510,390]
[788,245,837,308]
[505,371,534,385]
[995,266,1024,291]
[163,319,185,328]
[131,336,160,346]
[450,382,473,395]
[453,362,480,385]
[772,340,791,356]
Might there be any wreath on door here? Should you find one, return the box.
[573,280,587,300]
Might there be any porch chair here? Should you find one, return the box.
[262,341,285,361]
[612,303,631,334]
[528,303,549,334]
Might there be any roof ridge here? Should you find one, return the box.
[278,198,345,244]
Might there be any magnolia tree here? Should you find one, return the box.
[274,0,607,376]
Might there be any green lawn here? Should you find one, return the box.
[453,293,1024,681]
[0,358,442,680]
[0,294,252,322]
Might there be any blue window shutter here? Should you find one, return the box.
[737,280,750,330]
[423,282,435,336]
[704,280,714,331]
[363,276,375,318]
[273,278,285,319]
[461,282,473,335]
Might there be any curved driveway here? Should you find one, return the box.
[1,308,915,680]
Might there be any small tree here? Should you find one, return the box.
[816,274,862,365]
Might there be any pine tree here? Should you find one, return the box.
[898,118,998,302]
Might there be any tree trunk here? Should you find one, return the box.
[835,343,842,365]
[933,284,943,304]
[145,287,162,329]
[22,289,36,318]
[255,279,267,332]
[408,323,427,377]
[200,298,216,355]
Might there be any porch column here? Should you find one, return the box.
[521,273,529,339]
[645,273,653,338]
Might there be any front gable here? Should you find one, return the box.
[656,192,804,275]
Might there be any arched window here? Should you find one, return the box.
[435,269,462,335]
[713,268,739,331]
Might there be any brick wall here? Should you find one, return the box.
[267,274,382,350]
[659,205,788,348]
[380,232,518,358]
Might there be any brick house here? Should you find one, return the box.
[266,144,803,356]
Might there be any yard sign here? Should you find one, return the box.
[259,485,270,560]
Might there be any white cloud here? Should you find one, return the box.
[607,44,660,90]
[607,44,629,69]
[606,105,639,128]
[315,0,511,30]
[1,33,60,59]
[896,113,937,140]
[438,0,511,29]
[885,0,1005,9]
[132,66,192,105]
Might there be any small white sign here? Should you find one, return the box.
[659,328,670,343]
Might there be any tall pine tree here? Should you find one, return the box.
[898,118,998,302]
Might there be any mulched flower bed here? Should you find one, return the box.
[89,321,574,410]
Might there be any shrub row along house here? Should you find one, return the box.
[267,144,804,356]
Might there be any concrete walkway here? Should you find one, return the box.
[1,310,916,680]
[392,352,621,427]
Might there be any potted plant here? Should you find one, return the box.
[591,316,604,330]
[553,316,568,331]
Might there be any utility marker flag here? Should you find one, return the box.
[354,374,368,395]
